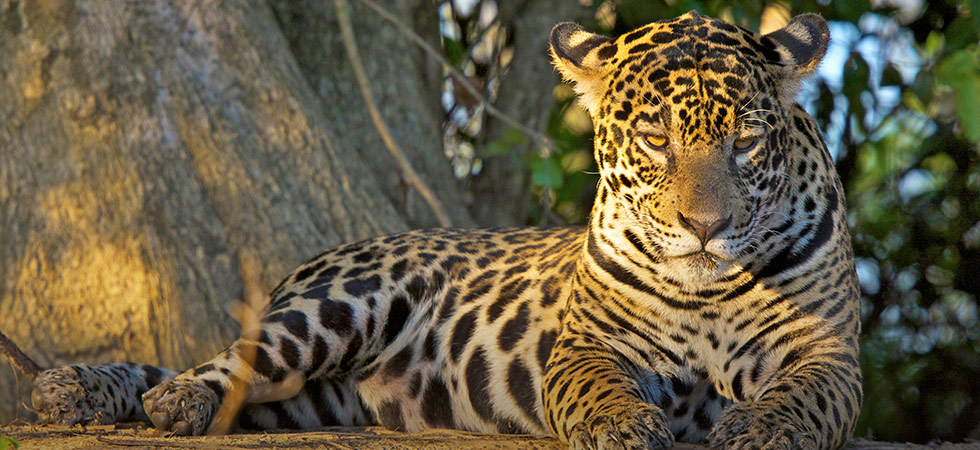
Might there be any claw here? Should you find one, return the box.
[150,411,170,430]
[708,402,817,450]
[142,379,220,436]
[568,403,673,450]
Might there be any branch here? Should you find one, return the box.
[354,0,556,156]
[334,0,453,228]
[0,330,42,380]
[208,251,304,435]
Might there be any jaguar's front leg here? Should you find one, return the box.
[707,342,862,450]
[32,363,177,426]
[543,320,674,450]
[139,340,274,436]
[141,331,315,435]
[142,295,375,435]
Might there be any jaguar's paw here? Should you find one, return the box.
[142,379,221,436]
[569,403,674,450]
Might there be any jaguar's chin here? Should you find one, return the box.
[673,251,732,283]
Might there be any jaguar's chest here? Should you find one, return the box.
[633,364,730,442]
[606,290,808,406]
[623,321,780,442]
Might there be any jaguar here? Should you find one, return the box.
[28,11,861,450]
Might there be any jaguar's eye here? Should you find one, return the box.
[640,134,669,152]
[733,137,759,154]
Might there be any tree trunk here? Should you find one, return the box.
[0,0,454,422]
[269,0,476,229]
[469,0,592,226]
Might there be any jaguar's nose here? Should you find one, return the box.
[676,212,732,246]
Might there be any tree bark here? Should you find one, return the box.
[0,0,454,422]
[469,0,592,226]
[269,0,476,229]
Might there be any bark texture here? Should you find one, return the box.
[269,0,476,229]
[470,0,592,226]
[0,0,453,422]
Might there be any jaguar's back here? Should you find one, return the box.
[30,11,860,450]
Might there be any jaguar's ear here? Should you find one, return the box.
[762,14,829,92]
[550,23,614,114]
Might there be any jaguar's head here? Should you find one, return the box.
[551,12,832,285]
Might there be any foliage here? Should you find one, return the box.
[0,436,17,450]
[444,0,980,442]
[812,0,980,441]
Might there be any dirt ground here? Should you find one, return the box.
[1,422,978,450]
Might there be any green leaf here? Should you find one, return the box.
[530,157,565,189]
[944,15,980,52]
[935,51,970,82]
[935,50,980,143]
[502,128,529,147]
[482,141,508,157]
[902,90,926,115]
[443,38,465,66]
[0,436,18,450]
[923,31,944,59]
[482,127,531,157]
[842,54,870,135]
[953,74,980,143]
[833,0,871,21]
[973,0,980,31]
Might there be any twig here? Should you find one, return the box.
[0,330,42,380]
[207,251,266,435]
[354,0,556,155]
[95,434,213,448]
[208,251,307,435]
[334,0,453,228]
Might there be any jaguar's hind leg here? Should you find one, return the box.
[32,363,177,426]
[234,376,372,430]
[142,295,382,435]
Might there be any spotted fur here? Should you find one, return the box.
[31,11,860,450]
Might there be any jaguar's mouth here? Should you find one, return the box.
[678,250,732,276]
[680,249,728,263]
[685,250,718,266]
